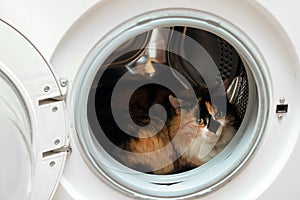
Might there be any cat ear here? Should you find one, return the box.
[169,95,181,114]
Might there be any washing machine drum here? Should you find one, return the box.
[0,20,67,199]
[79,22,258,198]
[100,27,248,119]
[167,27,248,119]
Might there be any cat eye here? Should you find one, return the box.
[196,118,205,125]
[215,111,224,119]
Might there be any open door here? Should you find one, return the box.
[0,20,68,199]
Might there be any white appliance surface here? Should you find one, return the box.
[0,1,300,199]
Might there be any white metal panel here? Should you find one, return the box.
[50,0,300,199]
[0,76,32,199]
[0,20,68,199]
[0,0,100,61]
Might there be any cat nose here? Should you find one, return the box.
[207,115,221,134]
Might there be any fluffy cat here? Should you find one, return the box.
[173,91,238,171]
[112,83,239,174]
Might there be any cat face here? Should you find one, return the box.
[168,84,235,159]
[169,91,228,137]
[199,100,226,136]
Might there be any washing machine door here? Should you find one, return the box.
[0,20,68,199]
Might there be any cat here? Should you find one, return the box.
[173,85,238,171]
[110,82,239,174]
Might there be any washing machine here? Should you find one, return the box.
[1,0,300,199]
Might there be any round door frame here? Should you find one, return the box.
[50,0,300,199]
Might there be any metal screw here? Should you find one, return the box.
[44,86,50,93]
[60,78,68,87]
[278,114,283,120]
[66,147,72,155]
[280,97,285,104]
[49,161,56,167]
[54,139,60,145]
[52,106,58,113]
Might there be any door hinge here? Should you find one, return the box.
[42,145,72,158]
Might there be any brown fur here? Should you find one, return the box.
[114,84,238,174]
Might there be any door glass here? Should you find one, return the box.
[88,27,247,174]
[0,71,32,199]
